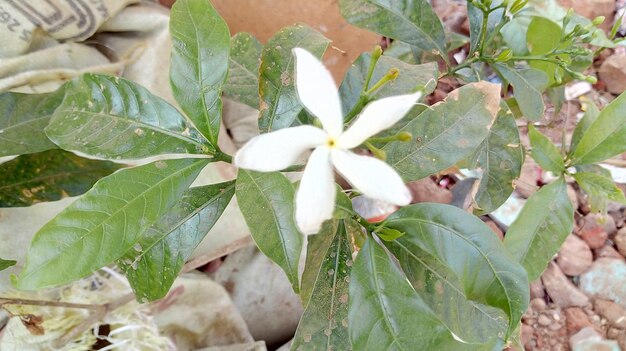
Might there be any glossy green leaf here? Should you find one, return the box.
[468,1,505,53]
[574,164,613,214]
[527,16,561,54]
[292,221,353,351]
[387,236,507,349]
[338,0,447,58]
[528,125,565,173]
[527,16,563,86]
[119,181,235,302]
[349,237,469,350]
[236,170,303,291]
[384,82,500,181]
[570,101,600,154]
[334,189,353,219]
[0,258,17,271]
[224,32,262,109]
[14,158,209,290]
[170,0,230,146]
[45,74,209,160]
[501,16,531,55]
[504,177,574,281]
[0,150,122,207]
[300,221,340,305]
[258,24,330,132]
[0,88,63,156]
[383,41,416,64]
[338,53,437,115]
[472,108,524,214]
[385,203,529,339]
[569,91,626,165]
[494,64,548,121]
[573,172,626,205]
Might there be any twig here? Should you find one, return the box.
[0,292,136,348]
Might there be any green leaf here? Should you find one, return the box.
[387,236,507,349]
[527,16,563,86]
[472,108,524,214]
[170,0,230,146]
[528,125,565,173]
[501,16,531,55]
[468,1,505,53]
[224,32,262,109]
[338,53,437,116]
[45,74,209,160]
[14,158,209,290]
[504,177,574,281]
[300,221,340,305]
[0,150,122,207]
[292,221,353,351]
[119,181,235,302]
[573,172,626,205]
[494,64,548,121]
[385,203,529,339]
[338,0,447,59]
[258,24,330,132]
[236,170,303,292]
[384,82,500,181]
[570,101,600,153]
[527,16,561,54]
[383,41,416,64]
[334,189,353,219]
[349,237,469,350]
[0,258,17,271]
[573,165,615,214]
[0,88,64,156]
[569,91,626,165]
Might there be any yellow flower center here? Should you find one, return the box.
[326,137,337,148]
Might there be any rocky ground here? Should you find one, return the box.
[428,2,626,350]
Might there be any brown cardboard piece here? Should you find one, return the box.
[162,0,381,82]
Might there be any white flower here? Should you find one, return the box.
[235,48,421,235]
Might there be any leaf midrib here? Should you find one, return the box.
[128,182,234,266]
[244,172,298,282]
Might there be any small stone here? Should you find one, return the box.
[595,299,626,329]
[521,324,535,350]
[484,220,504,241]
[580,258,626,310]
[557,235,593,276]
[606,327,621,340]
[567,184,580,210]
[542,262,590,308]
[565,307,592,335]
[530,298,547,311]
[539,314,553,326]
[599,54,626,94]
[579,226,608,249]
[595,244,625,261]
[530,279,545,299]
[570,326,620,351]
[407,178,452,204]
[614,228,626,258]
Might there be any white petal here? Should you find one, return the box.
[338,91,422,149]
[293,48,343,137]
[331,149,411,206]
[234,126,326,171]
[295,147,336,235]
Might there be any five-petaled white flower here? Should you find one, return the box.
[235,48,421,235]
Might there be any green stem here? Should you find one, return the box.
[367,132,412,144]
[364,45,383,91]
[344,94,371,125]
[365,68,399,95]
[214,149,233,163]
